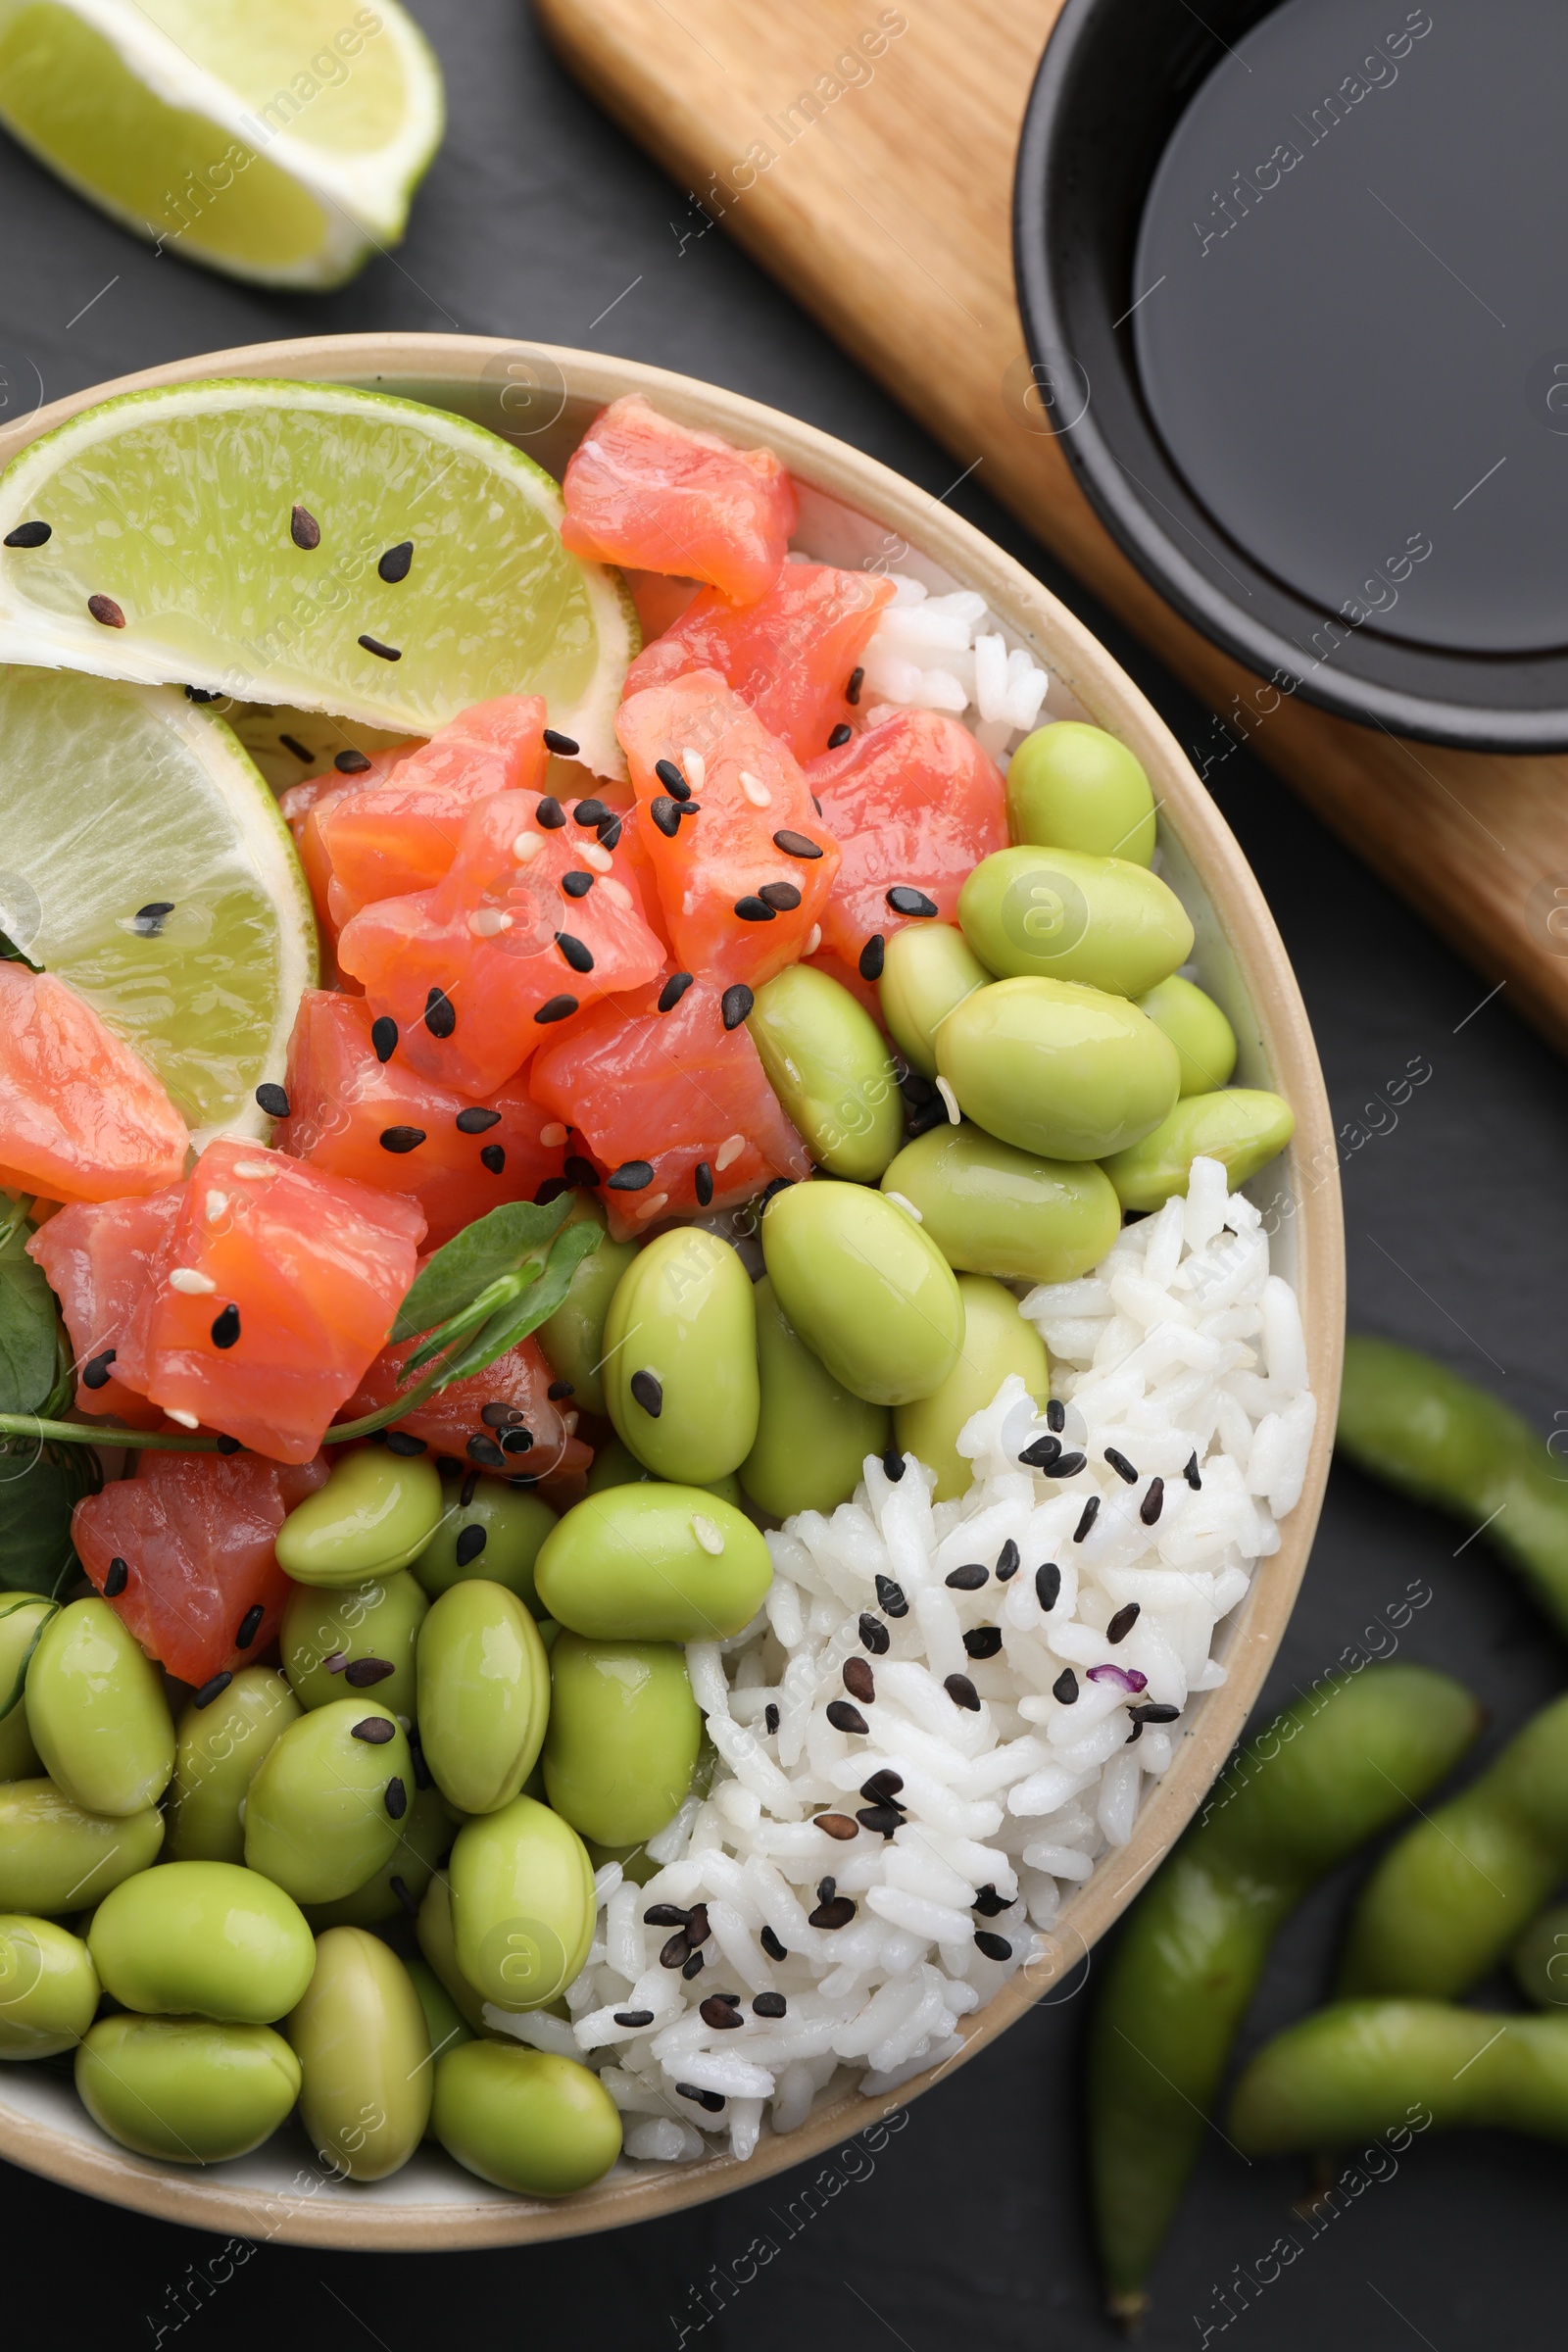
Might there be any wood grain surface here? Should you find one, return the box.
[534,0,1568,1053]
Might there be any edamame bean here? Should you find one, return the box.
[406,1952,473,2076]
[282,1571,427,1717]
[244,1700,412,1904]
[542,1634,701,1846]
[88,1860,315,2023]
[275,1448,444,1587]
[535,1485,772,1642]
[1513,1904,1568,2009]
[0,1915,99,2057]
[1004,721,1156,864]
[416,1873,489,2032]
[1088,1665,1479,2322]
[1230,2001,1568,2157]
[285,1926,431,2180]
[747,962,903,1180]
[895,1276,1050,1500]
[1337,1337,1568,1639]
[449,1794,595,2010]
[603,1229,760,1485]
[761,1179,963,1407]
[412,1480,556,1610]
[75,2013,301,2164]
[878,924,992,1079]
[537,1235,639,1416]
[0,1778,164,1914]
[1100,1088,1295,1211]
[416,1581,550,1817]
[166,1670,301,1865]
[432,2039,622,2195]
[583,1435,742,1509]
[302,1777,451,1931]
[935,976,1179,1161]
[0,1601,48,1782]
[24,1598,174,1818]
[1136,974,1237,1096]
[879,1122,1119,1286]
[958,846,1192,999]
[740,1275,889,1519]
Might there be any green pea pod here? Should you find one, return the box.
[165,1669,300,1865]
[894,1275,1049,1501]
[747,962,903,1180]
[536,1235,639,1417]
[878,924,991,1078]
[879,1122,1119,1286]
[957,846,1193,998]
[301,1776,451,1932]
[0,1913,99,2058]
[275,1450,445,1588]
[88,1860,315,2023]
[286,1925,432,2181]
[243,1700,413,1904]
[24,1597,174,1817]
[761,1178,963,1406]
[542,1632,701,1846]
[1337,1335,1568,1638]
[740,1274,889,1520]
[1087,1664,1479,2323]
[1512,1903,1568,2010]
[0,1777,164,1914]
[1004,721,1156,864]
[75,2013,301,2164]
[936,976,1179,1162]
[602,1228,760,1485]
[282,1570,428,1716]
[1338,1690,1568,1999]
[416,1580,550,1816]
[534,1484,772,1642]
[449,1793,596,2012]
[432,2039,622,2196]
[1100,1088,1295,1211]
[1230,2000,1568,2155]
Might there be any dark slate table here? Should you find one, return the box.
[2,5,1563,2344]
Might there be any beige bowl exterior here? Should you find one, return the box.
[0,335,1343,2246]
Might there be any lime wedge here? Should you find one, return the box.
[0,665,316,1147]
[0,0,444,288]
[0,378,638,778]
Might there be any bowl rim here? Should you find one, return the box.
[0,331,1344,2248]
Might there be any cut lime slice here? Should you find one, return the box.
[0,0,444,288]
[0,378,638,778]
[0,665,316,1148]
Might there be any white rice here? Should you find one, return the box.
[488,1156,1315,2168]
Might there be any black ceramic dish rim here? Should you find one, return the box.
[1011,0,1568,755]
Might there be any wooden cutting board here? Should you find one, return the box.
[534,0,1568,1053]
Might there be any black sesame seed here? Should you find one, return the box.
[758,1177,795,1208]
[809,1894,857,1930]
[826,1699,868,1736]
[687,1904,713,1946]
[861,1770,906,1806]
[881,1448,906,1483]
[658,971,694,1011]
[279,733,313,763]
[676,2082,724,2112]
[674,800,702,820]
[88,593,125,628]
[561,870,595,899]
[650,796,681,837]
[353,1716,396,1743]
[573,799,611,827]
[377,540,414,584]
[857,1804,904,1838]
[466,1435,507,1469]
[455,1106,502,1134]
[460,1470,480,1507]
[843,1657,875,1705]
[455,1523,488,1567]
[827,722,853,749]
[334,747,372,773]
[536,795,566,828]
[682,1949,707,1981]
[359,634,401,662]
[1047,1399,1066,1433]
[974,1931,1012,1962]
[875,1575,907,1619]
[694,1161,714,1206]
[1104,1446,1138,1484]
[964,1626,1004,1660]
[1019,1438,1059,1480]
[759,881,802,912]
[973,1886,1012,1918]
[811,795,824,815]
[535,994,579,1024]
[886,887,938,918]
[130,902,175,937]
[194,1671,233,1710]
[344,1657,395,1687]
[772,830,823,859]
[846,666,864,705]
[104,1556,129,1597]
[644,1903,691,1928]
[858,1612,890,1654]
[753,1991,788,2018]
[654,759,689,798]
[555,931,595,973]
[547,1380,574,1400]
[607,1159,655,1191]
[997,1539,1020,1580]
[379,1125,426,1154]
[234,1601,266,1649]
[659,1929,691,1970]
[216,1436,242,1455]
[1054,1668,1079,1703]
[480,1144,506,1174]
[533,1176,569,1205]
[945,1673,981,1712]
[1035,1562,1061,1612]
[385,1431,426,1455]
[543,728,579,756]
[597,812,623,850]
[1129,1702,1181,1725]
[210,1303,241,1349]
[858,935,885,982]
[629,1368,662,1417]
[564,1155,600,1187]
[4,520,50,548]
[1185,1451,1202,1490]
[370,1015,398,1062]
[946,1563,988,1591]
[255,1082,290,1119]
[500,1428,532,1455]
[81,1348,117,1392]
[760,1925,789,1962]
[1141,1477,1165,1526]
[721,984,754,1031]
[384,1777,407,1819]
[478,1402,523,1430]
[613,2010,655,2029]
[733,895,776,923]
[424,987,456,1038]
[1074,1496,1101,1543]
[764,1703,780,1735]
[1053,1450,1088,1479]
[701,1995,744,2030]
[1106,1602,1141,1644]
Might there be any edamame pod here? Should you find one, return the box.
[411,1480,557,1610]
[747,962,903,1180]
[24,1598,174,1817]
[740,1275,889,1519]
[1136,974,1237,1097]
[89,1860,315,2023]
[243,1700,412,1904]
[537,1235,639,1416]
[416,1873,489,2033]
[406,1952,473,2074]
[542,1633,701,1846]
[894,1276,1050,1500]
[75,2013,301,2164]
[878,924,992,1079]
[535,1485,772,1642]
[0,1914,99,2057]
[166,1669,300,1865]
[286,1926,432,2180]
[0,1778,164,1914]
[1087,1665,1480,2323]
[449,1794,595,2011]
[1004,721,1156,864]
[0,1601,48,1782]
[1339,1691,1568,2000]
[302,1777,451,1931]
[1513,1904,1568,2009]
[958,846,1192,998]
[761,1179,963,1407]
[1230,2001,1568,2156]
[282,1571,428,1717]
[879,1122,1119,1286]
[936,977,1179,1161]
[603,1229,760,1485]
[1100,1088,1295,1211]
[1337,1337,1568,1639]
[416,1581,550,1817]
[276,1448,444,1588]
[432,2039,622,2195]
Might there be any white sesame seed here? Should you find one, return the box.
[540,1122,568,1148]
[582,841,613,871]
[599,876,633,909]
[806,924,822,956]
[469,907,510,937]
[204,1191,228,1222]
[166,1407,200,1428]
[692,1514,725,1556]
[885,1191,924,1223]
[231,1160,272,1180]
[682,747,707,790]
[634,1192,670,1221]
[936,1076,961,1125]
[714,1133,746,1171]
[513,832,543,862]
[563,1410,579,1435]
[739,770,771,808]
[169,1267,217,1295]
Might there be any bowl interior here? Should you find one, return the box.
[0,336,1342,2246]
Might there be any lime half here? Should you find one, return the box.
[0,666,316,1147]
[0,0,444,288]
[0,378,637,777]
